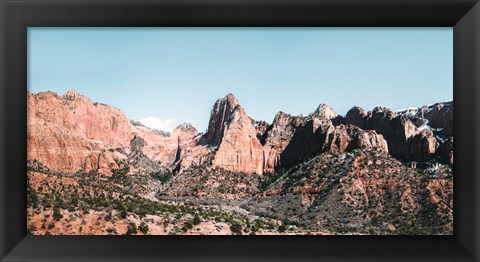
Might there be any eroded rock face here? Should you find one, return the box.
[313,104,338,120]
[345,106,368,130]
[355,129,389,153]
[265,114,388,171]
[178,145,213,170]
[254,120,270,145]
[278,118,334,168]
[212,105,264,175]
[315,104,345,125]
[132,126,177,164]
[438,137,454,165]
[201,93,239,147]
[262,112,309,173]
[262,107,389,172]
[27,118,102,174]
[134,123,199,164]
[172,123,199,144]
[407,129,439,162]
[28,90,199,176]
[423,102,453,137]
[28,90,134,148]
[398,102,453,137]
[325,125,353,153]
[325,125,388,154]
[364,107,419,160]
[27,91,134,175]
[342,103,455,164]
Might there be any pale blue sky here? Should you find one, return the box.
[28,28,452,132]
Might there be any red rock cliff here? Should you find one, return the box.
[27,90,198,175]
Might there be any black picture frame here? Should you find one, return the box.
[1,0,479,261]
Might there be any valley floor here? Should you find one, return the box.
[27,149,453,236]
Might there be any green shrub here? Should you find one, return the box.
[70,198,78,206]
[120,210,128,219]
[151,172,174,184]
[182,221,193,232]
[138,222,149,234]
[230,222,243,235]
[53,208,63,221]
[27,189,38,206]
[193,214,201,225]
[125,223,137,235]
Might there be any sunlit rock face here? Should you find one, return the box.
[27,90,199,176]
[27,91,134,175]
[212,105,265,175]
[28,90,134,148]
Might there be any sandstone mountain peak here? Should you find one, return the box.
[348,105,367,113]
[174,122,197,132]
[313,103,338,119]
[371,106,396,116]
[396,101,453,137]
[65,89,80,96]
[273,111,291,120]
[345,106,368,129]
[217,93,240,107]
[201,93,243,147]
[225,92,237,99]
[172,123,199,139]
[212,103,264,175]
[36,90,58,96]
[63,89,91,101]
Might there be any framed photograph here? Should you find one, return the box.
[1,0,479,261]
